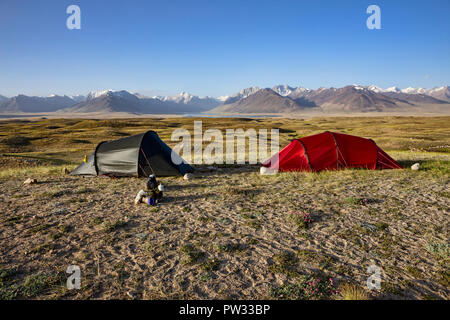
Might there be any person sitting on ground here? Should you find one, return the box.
[134,174,164,205]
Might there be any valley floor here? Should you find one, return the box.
[0,117,448,300]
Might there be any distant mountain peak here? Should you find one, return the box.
[86,89,120,100]
[238,86,260,97]
[385,86,402,93]
[211,88,305,113]
[272,84,296,96]
[402,87,426,94]
[221,87,260,105]
[217,95,230,102]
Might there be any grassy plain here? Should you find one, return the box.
[0,116,448,299]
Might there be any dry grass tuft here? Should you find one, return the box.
[338,283,371,300]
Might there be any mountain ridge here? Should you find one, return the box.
[0,85,448,114]
[210,88,305,113]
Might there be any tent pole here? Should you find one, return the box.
[138,162,149,176]
[140,148,156,177]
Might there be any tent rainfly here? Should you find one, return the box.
[262,131,402,172]
[71,131,193,177]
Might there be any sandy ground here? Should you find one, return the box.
[0,164,448,300]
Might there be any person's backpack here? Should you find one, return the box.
[146,174,158,190]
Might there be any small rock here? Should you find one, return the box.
[23,178,37,185]
[218,218,232,225]
[260,166,277,175]
[136,232,148,240]
[360,222,377,232]
[51,201,65,208]
[52,208,69,215]
[183,173,194,180]
[411,163,420,171]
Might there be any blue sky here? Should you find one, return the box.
[0,0,449,97]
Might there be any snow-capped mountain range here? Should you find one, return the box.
[212,85,449,113]
[352,85,449,95]
[271,84,450,97]
[61,90,222,114]
[0,85,448,114]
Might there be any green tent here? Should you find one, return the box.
[71,131,193,177]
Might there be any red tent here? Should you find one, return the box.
[262,131,402,172]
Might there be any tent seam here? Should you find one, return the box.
[297,139,312,171]
[328,131,340,169]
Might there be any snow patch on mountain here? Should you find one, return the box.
[217,95,230,102]
[402,87,426,94]
[385,86,402,93]
[85,90,135,100]
[428,86,447,94]
[237,87,260,99]
[366,85,384,93]
[272,85,296,96]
